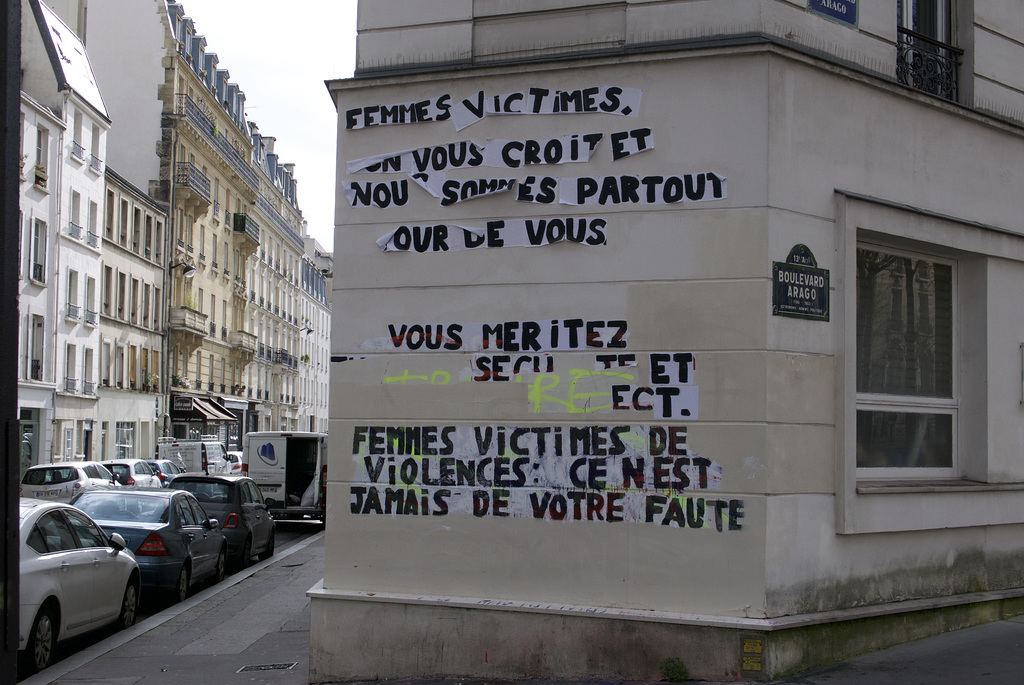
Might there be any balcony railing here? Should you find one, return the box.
[896,27,961,102]
[256,194,305,249]
[66,304,80,320]
[83,380,96,396]
[175,93,259,190]
[86,231,100,248]
[232,213,260,244]
[71,141,86,160]
[89,155,103,173]
[65,377,77,393]
[67,222,82,239]
[30,359,42,381]
[32,263,44,282]
[85,308,98,326]
[174,161,212,204]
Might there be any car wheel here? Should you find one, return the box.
[214,547,226,583]
[171,563,190,604]
[237,536,252,570]
[257,529,275,561]
[22,604,57,674]
[118,578,140,629]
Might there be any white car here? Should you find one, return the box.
[20,462,119,502]
[18,498,140,674]
[216,451,244,475]
[100,459,163,488]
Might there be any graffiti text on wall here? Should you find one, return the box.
[348,423,742,529]
[375,217,609,252]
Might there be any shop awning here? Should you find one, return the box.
[195,398,236,421]
[171,395,237,422]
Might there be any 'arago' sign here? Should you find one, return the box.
[773,244,829,321]
[807,0,858,29]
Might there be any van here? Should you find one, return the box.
[243,431,326,520]
[156,436,226,474]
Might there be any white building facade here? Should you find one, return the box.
[321,1,1024,681]
[21,0,109,463]
[18,91,63,473]
[97,168,167,460]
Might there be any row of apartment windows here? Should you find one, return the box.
[25,336,157,397]
[105,190,164,262]
[102,266,161,330]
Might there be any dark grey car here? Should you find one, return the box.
[169,474,275,569]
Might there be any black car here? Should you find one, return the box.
[169,474,275,569]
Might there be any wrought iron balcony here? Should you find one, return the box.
[87,231,100,248]
[30,359,42,381]
[66,304,80,320]
[32,263,44,282]
[71,141,86,160]
[67,222,82,239]
[232,213,260,245]
[174,161,212,207]
[896,27,961,102]
[89,155,103,173]
[65,377,77,393]
[174,94,259,191]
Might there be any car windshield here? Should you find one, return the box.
[22,467,76,486]
[76,494,169,523]
[174,481,232,504]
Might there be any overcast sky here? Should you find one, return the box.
[180,1,358,252]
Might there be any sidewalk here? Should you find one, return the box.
[22,530,325,685]
[22,531,1024,685]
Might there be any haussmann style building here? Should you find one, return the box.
[320,0,1024,681]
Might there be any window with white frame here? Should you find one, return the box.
[115,421,134,459]
[856,245,955,475]
[31,220,47,282]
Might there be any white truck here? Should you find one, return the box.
[156,435,227,474]
[243,431,327,521]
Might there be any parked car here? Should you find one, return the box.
[20,462,119,502]
[100,459,162,488]
[170,474,275,569]
[221,451,244,474]
[18,498,140,674]
[70,489,227,603]
[147,459,186,487]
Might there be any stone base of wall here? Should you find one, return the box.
[308,586,1024,682]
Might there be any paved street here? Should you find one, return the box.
[771,614,1024,684]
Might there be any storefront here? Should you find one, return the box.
[168,393,235,442]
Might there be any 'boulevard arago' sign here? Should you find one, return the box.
[773,244,829,321]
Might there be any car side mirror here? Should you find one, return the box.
[109,532,127,552]
[206,518,219,530]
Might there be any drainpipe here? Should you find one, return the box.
[162,129,179,437]
[50,91,68,462]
